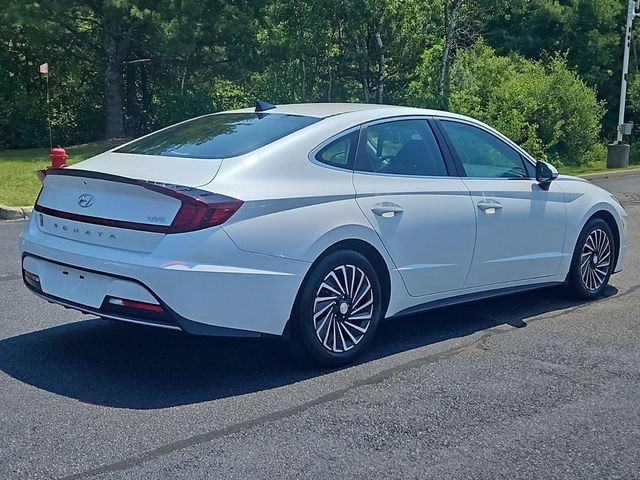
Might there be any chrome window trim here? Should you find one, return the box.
[352,169,457,180]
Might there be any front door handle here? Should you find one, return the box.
[477,200,503,214]
[371,202,404,217]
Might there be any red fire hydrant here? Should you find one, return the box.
[48,147,68,169]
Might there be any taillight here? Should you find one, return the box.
[140,182,243,233]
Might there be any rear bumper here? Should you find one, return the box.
[20,215,310,336]
[22,254,267,337]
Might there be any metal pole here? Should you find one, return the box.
[46,73,52,150]
[617,0,636,143]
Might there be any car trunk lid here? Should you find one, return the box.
[33,157,241,253]
[68,151,222,187]
[34,169,182,252]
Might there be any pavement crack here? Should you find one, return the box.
[52,285,640,479]
[527,282,640,323]
[59,277,640,480]
[472,334,493,352]
[58,330,496,480]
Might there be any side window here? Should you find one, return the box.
[315,130,358,169]
[439,121,528,179]
[523,157,537,177]
[357,119,448,176]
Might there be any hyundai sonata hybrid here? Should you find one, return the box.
[20,102,628,365]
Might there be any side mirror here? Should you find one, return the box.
[536,160,558,190]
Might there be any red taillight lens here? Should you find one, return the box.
[140,182,243,233]
[108,297,164,312]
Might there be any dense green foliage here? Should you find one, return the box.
[0,0,636,165]
[446,43,605,166]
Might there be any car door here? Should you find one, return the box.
[436,118,567,288]
[353,117,476,297]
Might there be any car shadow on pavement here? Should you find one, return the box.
[0,285,617,409]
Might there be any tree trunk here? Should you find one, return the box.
[140,65,152,134]
[439,0,463,110]
[180,64,188,95]
[363,77,370,103]
[102,20,132,139]
[355,40,370,103]
[374,31,385,104]
[125,63,137,136]
[301,58,306,101]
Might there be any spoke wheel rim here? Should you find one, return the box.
[580,228,611,292]
[313,264,374,353]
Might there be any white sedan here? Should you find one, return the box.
[20,102,628,365]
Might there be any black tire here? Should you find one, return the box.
[287,250,384,367]
[566,218,615,300]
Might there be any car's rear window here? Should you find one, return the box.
[115,113,320,159]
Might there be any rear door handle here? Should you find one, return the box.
[371,202,404,217]
[477,200,503,213]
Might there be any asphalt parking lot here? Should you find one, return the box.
[1,176,639,480]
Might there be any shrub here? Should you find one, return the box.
[410,41,605,166]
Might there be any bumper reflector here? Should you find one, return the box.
[107,297,164,312]
[23,269,41,289]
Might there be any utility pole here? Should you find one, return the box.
[45,73,52,150]
[617,0,638,142]
[609,0,639,167]
[39,62,52,150]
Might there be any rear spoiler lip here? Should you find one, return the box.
[34,168,162,232]
[42,167,141,185]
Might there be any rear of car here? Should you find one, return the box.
[20,111,322,337]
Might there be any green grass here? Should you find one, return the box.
[0,140,124,206]
[558,161,640,176]
[1,141,640,207]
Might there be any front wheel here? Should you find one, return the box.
[288,250,384,367]
[567,218,615,300]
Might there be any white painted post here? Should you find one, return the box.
[617,0,637,143]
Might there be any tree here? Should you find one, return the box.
[1,0,259,142]
[0,0,633,155]
[484,0,626,136]
[448,42,605,165]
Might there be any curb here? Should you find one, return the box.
[0,205,32,221]
[1,168,638,222]
[579,167,640,180]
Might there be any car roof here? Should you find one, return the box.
[227,102,448,119]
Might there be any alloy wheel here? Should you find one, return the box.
[580,228,611,292]
[312,264,374,353]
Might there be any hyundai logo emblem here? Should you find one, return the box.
[78,193,95,208]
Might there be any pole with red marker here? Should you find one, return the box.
[39,62,67,169]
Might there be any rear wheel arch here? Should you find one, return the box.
[287,239,391,334]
